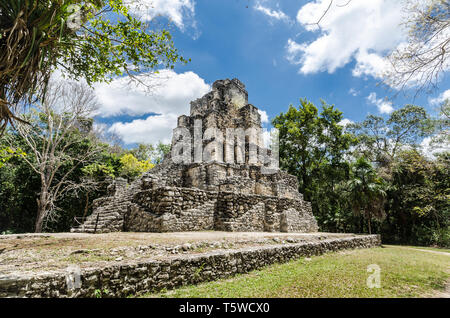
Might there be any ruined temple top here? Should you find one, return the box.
[172,78,268,167]
[189,78,254,119]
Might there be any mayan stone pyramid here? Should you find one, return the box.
[72,79,318,233]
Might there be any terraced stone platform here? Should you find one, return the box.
[0,232,380,298]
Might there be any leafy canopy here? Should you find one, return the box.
[0,0,189,129]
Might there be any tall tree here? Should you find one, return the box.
[349,105,433,165]
[343,157,387,234]
[385,150,449,245]
[384,0,450,95]
[8,81,102,232]
[129,141,171,164]
[273,99,354,231]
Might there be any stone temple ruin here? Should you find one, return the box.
[72,79,318,233]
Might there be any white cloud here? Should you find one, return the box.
[429,89,450,106]
[348,88,359,97]
[338,118,354,127]
[367,92,394,114]
[286,39,307,65]
[287,0,406,78]
[258,109,269,124]
[420,134,450,159]
[125,0,196,30]
[108,113,179,144]
[95,69,210,145]
[254,3,292,24]
[94,70,210,118]
[352,50,391,78]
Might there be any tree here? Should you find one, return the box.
[273,99,355,231]
[129,141,171,164]
[343,157,387,234]
[434,98,450,140]
[0,138,41,233]
[383,0,450,95]
[349,105,433,165]
[385,150,449,246]
[118,153,153,180]
[297,0,449,95]
[273,99,322,198]
[0,0,188,130]
[8,81,102,232]
[0,146,26,168]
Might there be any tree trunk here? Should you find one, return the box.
[82,192,89,219]
[35,188,48,233]
[35,202,46,233]
[368,217,372,235]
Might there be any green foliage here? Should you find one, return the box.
[0,146,26,168]
[60,0,190,84]
[273,99,355,232]
[383,150,450,246]
[118,153,154,180]
[82,162,115,178]
[273,101,448,244]
[0,0,188,127]
[341,157,387,234]
[128,142,170,164]
[349,105,433,164]
[0,133,44,233]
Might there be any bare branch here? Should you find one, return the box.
[13,80,101,232]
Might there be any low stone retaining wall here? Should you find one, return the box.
[0,235,380,298]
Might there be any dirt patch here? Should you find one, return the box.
[384,245,450,256]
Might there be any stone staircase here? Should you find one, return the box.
[70,178,140,233]
[70,197,129,233]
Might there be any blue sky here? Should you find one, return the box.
[91,0,450,147]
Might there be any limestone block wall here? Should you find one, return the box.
[133,187,217,215]
[123,204,162,232]
[125,185,319,233]
[215,202,266,232]
[214,192,318,233]
[127,187,218,232]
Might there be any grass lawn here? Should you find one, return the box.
[141,246,449,298]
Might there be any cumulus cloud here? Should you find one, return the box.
[287,0,406,78]
[108,113,179,145]
[367,92,394,114]
[338,118,354,127]
[429,89,450,106]
[125,0,196,30]
[420,135,450,159]
[95,70,210,145]
[258,109,269,124]
[254,3,292,24]
[94,70,210,118]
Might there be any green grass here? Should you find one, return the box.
[141,246,449,298]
